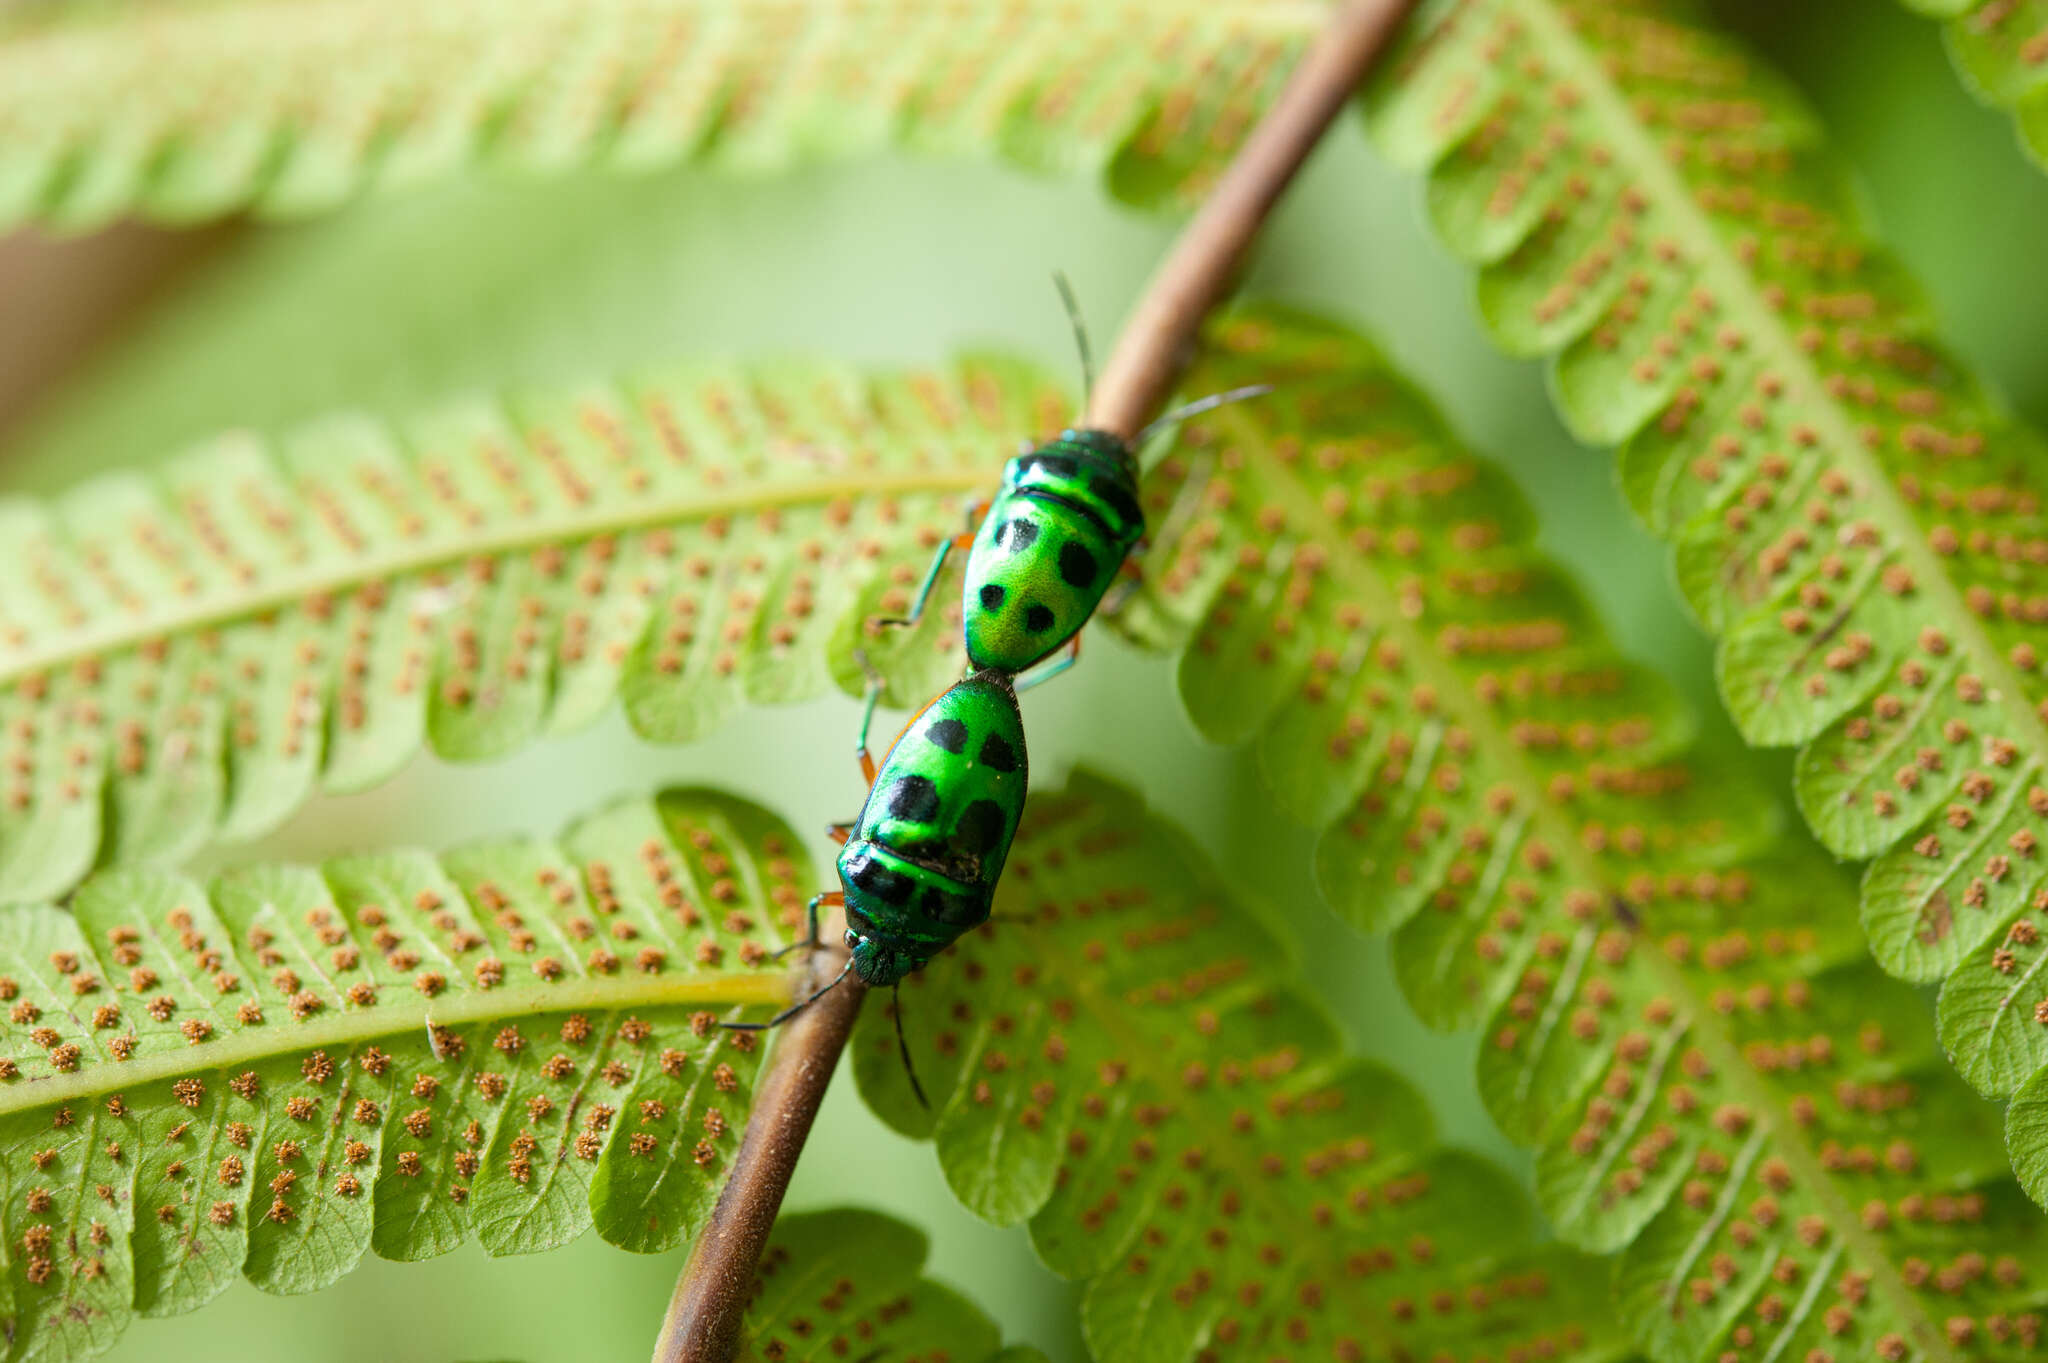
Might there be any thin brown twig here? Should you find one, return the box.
[650,918,867,1363]
[650,3,1414,1357]
[1087,0,1420,439]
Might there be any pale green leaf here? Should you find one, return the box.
[856,772,1632,1363]
[1368,0,2048,1119]
[745,1208,1031,1363]
[0,355,1069,902]
[0,0,1326,233]
[0,787,807,1358]
[1116,305,2048,1361]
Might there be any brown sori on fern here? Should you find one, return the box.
[853,773,1628,1363]
[0,768,1622,1363]
[0,357,1068,900]
[0,788,802,1358]
[1364,0,2048,1194]
[3,296,2045,1362]
[0,0,1312,232]
[1094,306,2048,1363]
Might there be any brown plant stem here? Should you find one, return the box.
[652,3,1415,1357]
[1086,0,1419,439]
[650,923,867,1363]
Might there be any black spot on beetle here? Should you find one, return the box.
[1090,475,1143,531]
[1004,518,1040,551]
[1024,604,1055,633]
[886,775,940,824]
[954,799,1007,856]
[919,885,981,926]
[979,583,1005,611]
[847,851,914,905]
[1059,541,1099,588]
[926,718,969,753]
[977,734,1019,773]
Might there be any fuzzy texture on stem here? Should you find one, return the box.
[1086,0,1419,439]
[650,920,867,1363]
[652,2,1416,1356]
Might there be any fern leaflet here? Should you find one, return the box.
[1369,0,2048,1128]
[1902,0,2048,172]
[0,0,1322,233]
[0,787,805,1359]
[747,1209,1045,1363]
[855,772,1631,1363]
[0,355,1070,902]
[1104,306,2048,1361]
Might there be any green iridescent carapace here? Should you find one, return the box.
[836,669,1028,987]
[881,426,1143,690]
[958,428,1145,675]
[876,283,1265,692]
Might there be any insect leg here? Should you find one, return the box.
[772,889,843,960]
[826,821,855,846]
[721,953,857,1032]
[871,536,954,634]
[871,499,987,634]
[1014,631,1082,694]
[852,648,886,786]
[893,982,930,1110]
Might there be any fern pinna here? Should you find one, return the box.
[10,293,2048,1361]
[0,355,1080,904]
[0,788,804,1359]
[0,760,1621,1363]
[1104,307,2048,1363]
[1901,0,2048,173]
[855,773,1628,1363]
[747,1209,1049,1363]
[1363,0,2048,1186]
[0,0,1317,233]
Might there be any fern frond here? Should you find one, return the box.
[1107,306,2048,1360]
[0,0,1323,233]
[0,787,803,1359]
[1902,0,2048,172]
[1369,1,2048,1108]
[747,1209,1040,1363]
[855,771,1631,1363]
[0,356,1069,902]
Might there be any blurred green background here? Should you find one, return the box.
[2,1,2045,1359]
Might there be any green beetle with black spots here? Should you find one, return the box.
[874,281,1267,686]
[835,668,1028,986]
[750,669,1027,1001]
[880,427,1143,688]
[876,378,1264,689]
[961,429,1145,675]
[723,670,1026,1109]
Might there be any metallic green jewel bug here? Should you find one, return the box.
[957,427,1146,674]
[880,278,1267,690]
[834,669,1027,988]
[727,666,1026,1104]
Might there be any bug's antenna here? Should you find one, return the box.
[893,983,929,1110]
[721,955,857,1032]
[1052,271,1095,411]
[1135,383,1274,445]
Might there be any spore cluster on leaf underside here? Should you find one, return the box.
[0,786,821,1358]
